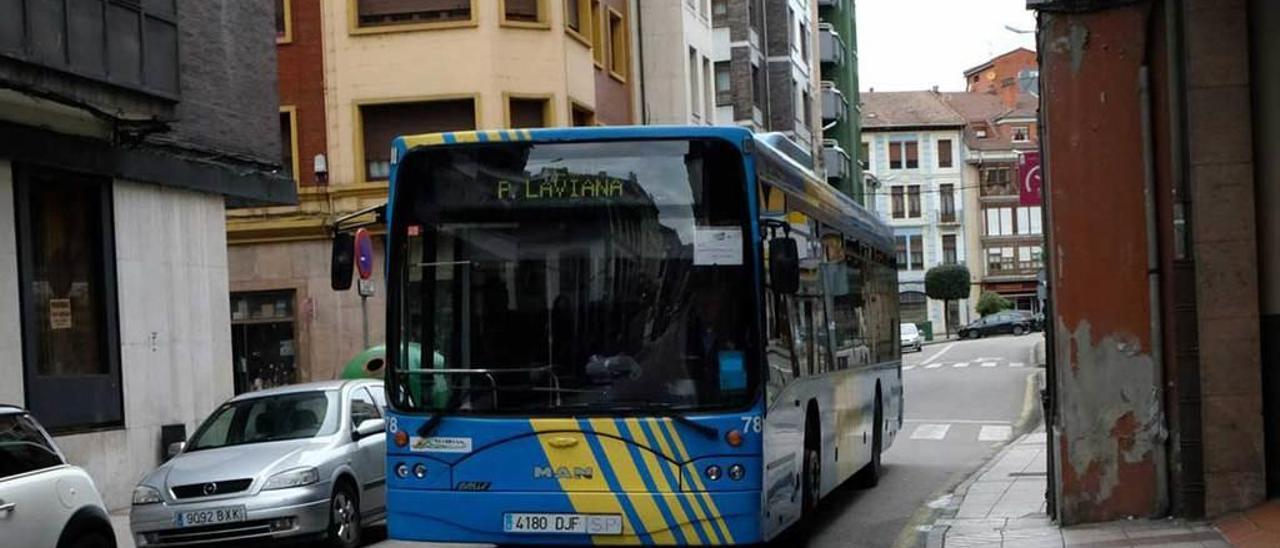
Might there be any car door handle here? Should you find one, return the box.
[0,501,15,514]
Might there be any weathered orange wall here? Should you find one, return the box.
[1040,5,1166,524]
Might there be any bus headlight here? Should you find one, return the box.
[412,463,428,479]
[705,465,722,481]
[728,464,745,480]
[395,462,409,479]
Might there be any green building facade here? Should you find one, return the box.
[818,0,864,203]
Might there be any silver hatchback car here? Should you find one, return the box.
[129,379,387,547]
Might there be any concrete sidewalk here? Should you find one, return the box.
[928,431,1230,547]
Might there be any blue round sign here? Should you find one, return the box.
[355,228,374,280]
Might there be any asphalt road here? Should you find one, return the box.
[366,334,1044,548]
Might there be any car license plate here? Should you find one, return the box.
[503,513,623,535]
[174,506,246,528]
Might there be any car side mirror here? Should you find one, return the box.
[331,231,355,291]
[166,441,186,459]
[354,418,385,439]
[769,238,801,295]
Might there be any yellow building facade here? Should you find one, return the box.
[226,0,635,389]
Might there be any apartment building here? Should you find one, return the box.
[817,0,864,202]
[711,0,822,159]
[862,91,971,336]
[945,91,1043,312]
[227,0,638,387]
[637,0,717,124]
[0,1,293,509]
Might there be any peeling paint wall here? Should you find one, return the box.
[1039,4,1167,525]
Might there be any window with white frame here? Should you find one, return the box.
[1013,125,1030,142]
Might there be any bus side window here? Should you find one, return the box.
[832,244,868,370]
[763,288,798,405]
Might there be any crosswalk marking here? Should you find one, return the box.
[953,362,970,368]
[925,363,943,369]
[910,424,951,440]
[903,365,917,371]
[980,361,998,368]
[1010,362,1025,368]
[978,425,1013,441]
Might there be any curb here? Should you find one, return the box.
[924,428,1046,548]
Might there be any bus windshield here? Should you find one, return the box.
[391,138,758,414]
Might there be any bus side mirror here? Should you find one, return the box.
[331,232,355,291]
[769,238,800,295]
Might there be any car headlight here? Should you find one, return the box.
[263,467,320,490]
[132,485,163,505]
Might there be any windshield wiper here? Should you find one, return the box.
[415,385,483,438]
[562,402,719,440]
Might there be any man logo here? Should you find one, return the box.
[533,466,594,480]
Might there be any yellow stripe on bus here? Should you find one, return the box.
[452,131,480,143]
[588,419,676,545]
[529,419,635,545]
[660,420,735,544]
[399,133,446,148]
[624,419,703,544]
[644,419,720,544]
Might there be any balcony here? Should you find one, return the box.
[823,140,850,182]
[822,82,846,125]
[819,24,845,66]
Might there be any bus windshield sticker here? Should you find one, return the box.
[718,350,747,391]
[694,226,743,266]
[409,436,473,453]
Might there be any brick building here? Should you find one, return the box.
[1034,0,1279,525]
[0,1,293,508]
[963,47,1038,109]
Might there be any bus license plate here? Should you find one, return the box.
[504,513,623,535]
[174,506,246,528]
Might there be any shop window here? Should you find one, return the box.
[231,291,298,394]
[359,98,476,181]
[355,0,473,30]
[16,168,122,432]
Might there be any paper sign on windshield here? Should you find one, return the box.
[694,227,743,266]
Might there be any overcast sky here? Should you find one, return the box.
[855,0,1037,92]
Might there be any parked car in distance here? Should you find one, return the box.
[0,404,116,548]
[900,323,923,353]
[129,379,387,548]
[958,311,1034,339]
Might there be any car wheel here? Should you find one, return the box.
[65,532,112,548]
[328,483,362,548]
[1013,325,1026,336]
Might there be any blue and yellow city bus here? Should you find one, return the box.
[380,125,902,545]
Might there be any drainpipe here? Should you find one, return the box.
[1139,61,1170,515]
[636,0,648,124]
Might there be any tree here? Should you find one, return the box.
[925,264,971,336]
[976,291,1014,317]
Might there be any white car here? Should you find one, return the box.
[900,323,923,353]
[0,405,116,548]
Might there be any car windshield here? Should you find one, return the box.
[900,324,918,337]
[390,138,757,414]
[0,413,62,478]
[187,391,339,451]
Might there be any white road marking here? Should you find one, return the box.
[910,423,951,440]
[925,363,944,369]
[980,361,998,368]
[978,425,1013,441]
[920,343,957,367]
[953,362,970,368]
[903,365,917,371]
[1010,362,1026,368]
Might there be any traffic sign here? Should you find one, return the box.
[355,228,374,280]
